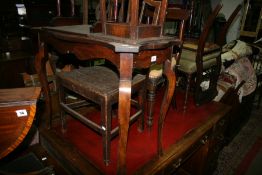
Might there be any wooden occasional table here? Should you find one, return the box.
[35,24,180,174]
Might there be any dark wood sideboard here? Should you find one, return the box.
[38,101,231,175]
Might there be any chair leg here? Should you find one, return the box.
[101,101,111,166]
[138,82,146,132]
[147,78,158,128]
[171,89,177,109]
[184,74,191,111]
[257,87,262,109]
[171,77,181,109]
[59,85,67,133]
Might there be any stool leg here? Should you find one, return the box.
[59,85,67,133]
[101,101,111,166]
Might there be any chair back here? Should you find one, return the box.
[49,0,82,26]
[216,4,242,46]
[194,3,223,105]
[166,7,190,64]
[139,0,162,25]
[99,0,168,39]
[197,3,223,59]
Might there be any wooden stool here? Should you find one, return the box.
[56,66,146,165]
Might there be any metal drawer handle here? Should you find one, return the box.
[201,135,208,144]
[172,158,182,169]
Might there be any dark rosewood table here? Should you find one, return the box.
[35,24,180,174]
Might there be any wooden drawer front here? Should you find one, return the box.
[213,116,228,140]
[163,134,210,175]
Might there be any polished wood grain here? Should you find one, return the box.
[136,103,231,175]
[38,100,231,174]
[0,87,41,159]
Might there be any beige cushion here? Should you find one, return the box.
[149,64,163,79]
[221,40,253,62]
[149,57,176,79]
[178,49,221,73]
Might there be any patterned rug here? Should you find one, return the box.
[213,102,262,175]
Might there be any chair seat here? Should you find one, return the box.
[149,64,163,79]
[57,66,146,104]
[183,42,220,53]
[178,48,221,73]
[148,56,177,79]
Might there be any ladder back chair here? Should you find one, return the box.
[177,3,223,111]
[49,0,83,26]
[57,0,168,165]
[99,0,167,39]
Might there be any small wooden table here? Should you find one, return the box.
[0,87,41,159]
[35,24,180,174]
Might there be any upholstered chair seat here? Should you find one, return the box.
[148,57,177,79]
[179,46,221,73]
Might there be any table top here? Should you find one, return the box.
[0,87,41,107]
[42,25,180,53]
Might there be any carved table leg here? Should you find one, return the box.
[117,53,133,175]
[157,59,176,156]
[35,43,52,129]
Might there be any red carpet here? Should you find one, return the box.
[236,137,262,175]
[55,90,220,174]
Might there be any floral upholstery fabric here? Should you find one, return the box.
[214,40,256,102]
[221,40,252,62]
[226,57,257,99]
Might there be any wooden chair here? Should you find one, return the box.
[49,0,83,26]
[56,0,169,165]
[99,0,167,39]
[146,6,190,127]
[139,0,162,25]
[177,3,223,111]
